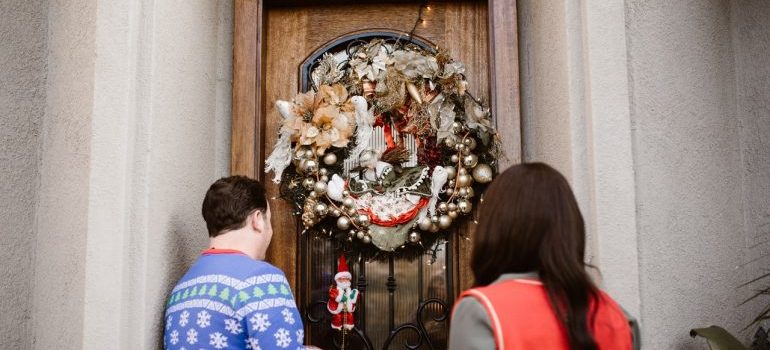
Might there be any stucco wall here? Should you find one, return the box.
[626,0,757,347]
[732,0,770,339]
[522,0,770,348]
[0,1,47,349]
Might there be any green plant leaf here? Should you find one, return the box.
[689,326,746,350]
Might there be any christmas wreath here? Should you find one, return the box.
[266,37,500,258]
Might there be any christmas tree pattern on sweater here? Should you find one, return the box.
[164,252,304,350]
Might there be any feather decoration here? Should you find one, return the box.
[349,95,373,166]
[427,166,448,216]
[265,100,296,183]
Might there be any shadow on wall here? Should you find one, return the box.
[155,213,208,348]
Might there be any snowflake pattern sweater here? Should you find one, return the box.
[163,249,304,350]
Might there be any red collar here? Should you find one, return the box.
[201,248,247,256]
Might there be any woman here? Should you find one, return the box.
[449,163,632,349]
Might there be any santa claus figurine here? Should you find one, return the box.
[327,254,359,330]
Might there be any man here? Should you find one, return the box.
[163,176,304,349]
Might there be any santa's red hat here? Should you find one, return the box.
[334,255,352,281]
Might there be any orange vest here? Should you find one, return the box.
[455,280,632,350]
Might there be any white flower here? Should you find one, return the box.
[225,318,244,334]
[274,328,292,348]
[250,312,271,332]
[169,330,179,345]
[186,328,198,345]
[209,332,228,349]
[245,337,261,350]
[165,315,173,330]
[281,308,295,325]
[196,310,211,328]
[179,310,190,327]
[296,329,304,345]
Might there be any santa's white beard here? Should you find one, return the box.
[336,281,351,290]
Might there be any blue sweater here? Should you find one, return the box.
[163,250,304,349]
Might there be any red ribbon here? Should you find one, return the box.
[361,197,429,227]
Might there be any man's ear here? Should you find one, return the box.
[251,210,267,233]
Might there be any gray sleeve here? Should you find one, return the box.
[448,296,496,350]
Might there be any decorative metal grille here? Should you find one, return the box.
[296,31,453,350]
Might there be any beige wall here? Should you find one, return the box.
[1,0,232,348]
[0,1,48,349]
[521,0,770,348]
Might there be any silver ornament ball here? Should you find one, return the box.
[472,164,494,184]
[418,217,433,231]
[438,215,452,229]
[323,153,338,165]
[462,154,479,168]
[408,231,421,243]
[337,216,351,230]
[313,181,327,195]
[362,235,372,244]
[445,166,457,180]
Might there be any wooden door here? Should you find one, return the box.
[232,1,519,348]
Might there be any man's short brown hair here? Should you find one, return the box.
[201,176,268,237]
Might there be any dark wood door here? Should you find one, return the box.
[232,1,520,348]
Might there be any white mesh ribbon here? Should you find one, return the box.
[349,96,374,165]
[265,100,295,183]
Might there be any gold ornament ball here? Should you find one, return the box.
[457,187,468,198]
[464,137,477,150]
[458,199,473,214]
[331,209,342,217]
[323,153,337,165]
[438,215,452,229]
[462,154,479,168]
[457,174,473,187]
[342,197,355,208]
[472,164,494,184]
[459,167,469,176]
[362,235,372,244]
[304,149,315,159]
[431,215,440,224]
[356,230,366,239]
[444,137,456,148]
[445,188,454,196]
[319,168,328,176]
[409,231,421,243]
[461,146,471,155]
[337,216,351,230]
[320,175,329,182]
[304,159,318,174]
[314,203,328,216]
[437,202,449,213]
[448,203,458,212]
[418,217,433,231]
[430,224,440,233]
[450,154,460,163]
[348,230,357,237]
[452,122,463,134]
[308,191,318,199]
[448,210,459,219]
[465,187,476,198]
[445,166,457,180]
[313,181,327,195]
[357,214,371,227]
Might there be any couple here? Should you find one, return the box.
[163,163,632,350]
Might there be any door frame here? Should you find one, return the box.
[231,0,521,294]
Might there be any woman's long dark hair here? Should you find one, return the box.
[471,163,599,350]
